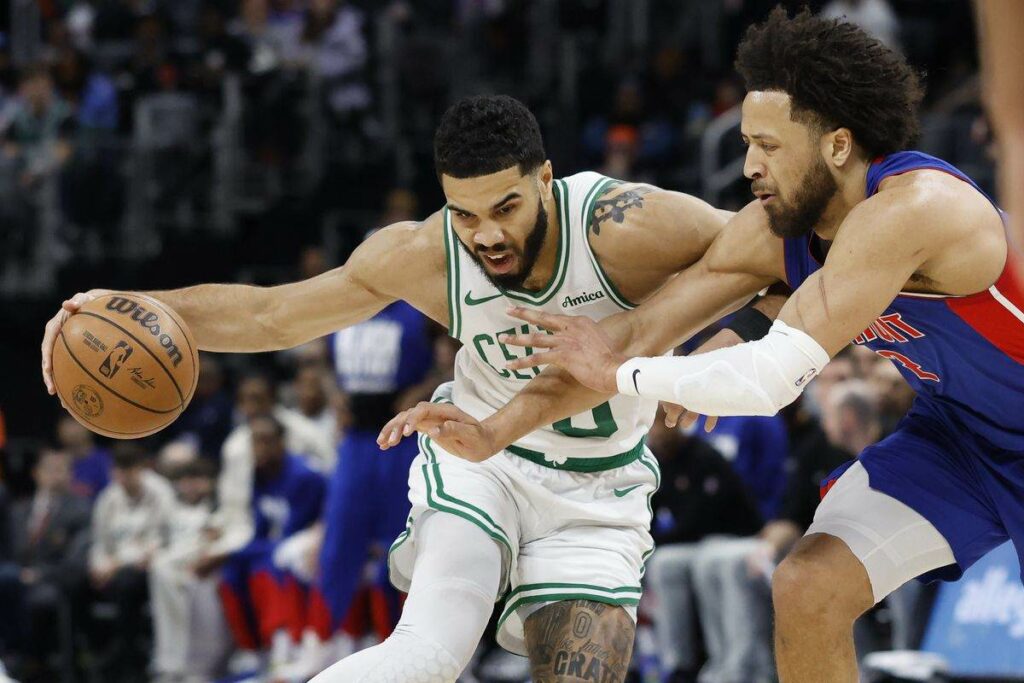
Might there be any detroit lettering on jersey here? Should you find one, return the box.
[853,313,926,345]
[782,150,1024,451]
[852,313,940,382]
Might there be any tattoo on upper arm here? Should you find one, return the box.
[590,183,656,236]
[524,599,635,682]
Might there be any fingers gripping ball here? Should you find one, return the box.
[51,293,199,438]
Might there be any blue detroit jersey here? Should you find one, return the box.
[252,453,326,542]
[330,301,433,395]
[783,151,1024,450]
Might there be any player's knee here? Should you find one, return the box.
[309,629,464,683]
[772,536,873,623]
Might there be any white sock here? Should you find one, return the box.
[309,513,502,683]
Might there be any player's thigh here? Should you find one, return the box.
[524,599,635,683]
[805,459,960,605]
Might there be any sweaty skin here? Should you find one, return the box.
[41,163,731,387]
[404,91,1006,464]
[40,161,753,683]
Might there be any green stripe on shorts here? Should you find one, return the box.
[497,583,643,633]
[506,437,645,472]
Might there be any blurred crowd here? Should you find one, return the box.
[1,298,459,682]
[0,0,989,289]
[0,0,1004,682]
[636,342,923,683]
[0,292,935,683]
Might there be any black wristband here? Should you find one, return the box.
[725,306,773,342]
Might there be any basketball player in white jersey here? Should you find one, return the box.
[41,95,781,683]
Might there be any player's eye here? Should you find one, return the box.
[497,204,515,216]
[762,143,778,152]
[454,210,472,219]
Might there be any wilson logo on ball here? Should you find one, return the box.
[99,341,134,378]
[105,297,185,367]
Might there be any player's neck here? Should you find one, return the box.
[813,158,871,241]
[520,194,561,291]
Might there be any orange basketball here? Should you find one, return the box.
[51,292,199,439]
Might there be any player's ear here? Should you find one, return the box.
[828,128,854,168]
[537,160,554,193]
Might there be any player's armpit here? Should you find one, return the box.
[524,600,635,683]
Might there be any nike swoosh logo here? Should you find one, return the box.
[632,368,641,393]
[464,291,503,306]
[613,484,642,498]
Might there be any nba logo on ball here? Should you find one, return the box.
[72,385,104,417]
[99,341,134,379]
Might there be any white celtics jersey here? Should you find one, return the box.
[443,172,659,467]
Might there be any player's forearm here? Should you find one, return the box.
[484,368,614,449]
[621,266,771,358]
[978,1,1024,134]
[483,272,772,448]
[617,320,830,415]
[480,313,640,449]
[145,283,286,352]
[487,323,751,447]
[977,0,1024,251]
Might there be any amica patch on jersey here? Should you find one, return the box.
[561,289,607,310]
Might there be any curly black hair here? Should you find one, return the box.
[434,95,546,179]
[735,6,924,158]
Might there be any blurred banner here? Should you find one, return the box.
[922,541,1024,677]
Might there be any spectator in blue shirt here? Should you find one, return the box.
[56,416,111,500]
[693,414,789,520]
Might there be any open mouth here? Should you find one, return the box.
[482,252,516,274]
[756,192,776,205]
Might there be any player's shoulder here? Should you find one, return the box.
[560,171,658,215]
[353,211,446,272]
[377,210,446,250]
[852,168,1000,246]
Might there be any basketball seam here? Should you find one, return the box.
[58,331,181,415]
[74,310,185,405]
[55,331,176,436]
[121,293,199,398]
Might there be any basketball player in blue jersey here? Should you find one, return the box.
[387,9,1024,682]
[41,94,784,682]
[310,302,435,648]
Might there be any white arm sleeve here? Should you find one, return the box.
[615,320,830,416]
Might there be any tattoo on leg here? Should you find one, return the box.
[590,184,655,236]
[525,599,635,682]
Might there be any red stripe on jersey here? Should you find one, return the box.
[947,256,1024,365]
[996,253,1024,307]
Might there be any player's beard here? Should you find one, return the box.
[469,201,548,291]
[763,156,839,239]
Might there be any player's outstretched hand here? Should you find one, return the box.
[500,306,624,394]
[41,289,113,395]
[662,403,718,432]
[377,402,499,462]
